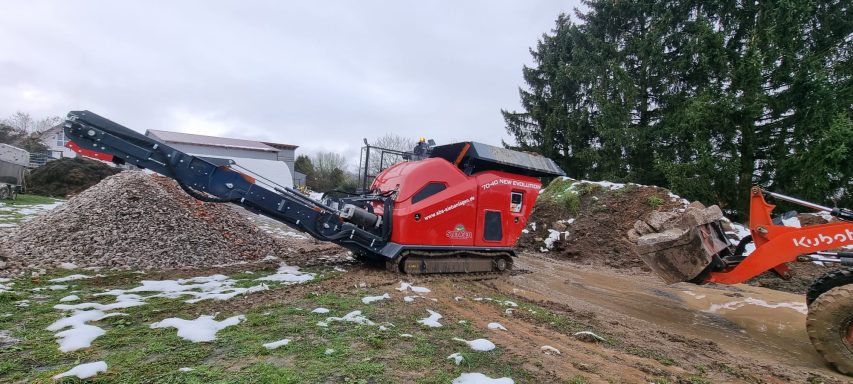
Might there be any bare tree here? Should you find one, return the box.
[365,133,415,176]
[2,112,62,134]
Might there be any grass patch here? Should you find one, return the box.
[2,194,59,206]
[0,268,554,383]
[647,194,665,209]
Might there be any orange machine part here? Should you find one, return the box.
[708,186,853,284]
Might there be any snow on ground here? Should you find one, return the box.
[541,229,564,251]
[318,310,375,327]
[487,322,507,331]
[179,367,194,372]
[361,293,390,304]
[150,315,245,342]
[453,337,496,351]
[541,345,561,355]
[59,295,80,302]
[447,352,464,365]
[48,285,68,290]
[396,281,431,293]
[54,294,147,311]
[0,279,12,293]
[262,338,291,349]
[256,264,316,283]
[47,310,123,352]
[48,274,92,283]
[324,348,335,355]
[452,372,514,384]
[704,297,807,315]
[400,333,413,338]
[311,307,330,314]
[573,331,605,342]
[52,361,107,380]
[417,310,443,328]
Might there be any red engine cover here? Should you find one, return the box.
[371,158,541,248]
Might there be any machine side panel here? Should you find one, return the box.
[474,171,541,247]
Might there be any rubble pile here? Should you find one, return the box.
[518,177,688,270]
[0,171,313,273]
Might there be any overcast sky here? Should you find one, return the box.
[0,1,581,164]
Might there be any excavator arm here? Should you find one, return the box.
[63,110,390,257]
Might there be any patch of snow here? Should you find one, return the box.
[400,333,413,338]
[362,293,390,304]
[54,294,147,311]
[487,322,507,331]
[322,310,375,326]
[48,274,91,283]
[47,310,119,352]
[324,348,335,355]
[542,229,565,250]
[501,301,518,307]
[529,222,536,231]
[150,315,245,342]
[263,338,291,349]
[179,367,194,372]
[452,372,514,384]
[52,361,107,380]
[256,264,316,283]
[14,300,29,307]
[704,297,807,315]
[396,281,431,293]
[541,345,561,355]
[59,295,80,302]
[447,352,464,365]
[573,331,605,342]
[59,262,78,270]
[417,310,443,328]
[311,307,330,314]
[453,337,496,351]
[48,285,68,290]
[403,296,416,303]
[454,296,464,301]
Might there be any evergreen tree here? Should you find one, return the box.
[504,0,853,219]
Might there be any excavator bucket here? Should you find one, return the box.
[631,205,730,284]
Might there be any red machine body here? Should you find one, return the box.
[370,158,541,248]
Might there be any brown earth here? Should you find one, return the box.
[27,157,121,197]
[518,182,683,272]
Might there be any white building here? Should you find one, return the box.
[145,130,300,188]
[38,125,77,160]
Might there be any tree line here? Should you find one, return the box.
[503,0,852,219]
[0,112,61,153]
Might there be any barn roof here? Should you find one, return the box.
[146,129,297,152]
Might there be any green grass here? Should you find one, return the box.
[538,178,603,216]
[3,194,59,206]
[647,194,665,209]
[0,268,549,383]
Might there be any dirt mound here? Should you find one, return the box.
[0,171,318,273]
[28,157,122,197]
[518,178,685,271]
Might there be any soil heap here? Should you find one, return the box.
[28,157,122,197]
[0,171,316,273]
[518,178,687,271]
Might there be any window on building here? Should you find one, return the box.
[55,132,65,147]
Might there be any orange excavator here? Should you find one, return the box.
[637,186,852,375]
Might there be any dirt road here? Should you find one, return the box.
[483,253,848,382]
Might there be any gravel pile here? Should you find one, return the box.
[0,171,308,273]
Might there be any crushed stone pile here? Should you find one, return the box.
[28,157,122,198]
[0,171,319,274]
[518,177,689,271]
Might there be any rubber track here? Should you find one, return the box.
[807,268,853,306]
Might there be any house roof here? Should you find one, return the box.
[146,129,297,152]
